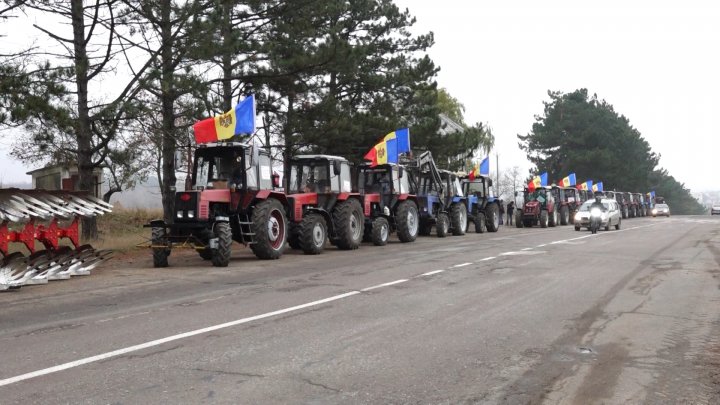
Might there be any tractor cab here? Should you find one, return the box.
[192,143,275,193]
[405,152,451,237]
[439,170,469,235]
[358,163,411,197]
[286,155,353,195]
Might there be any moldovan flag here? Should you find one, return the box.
[469,156,490,180]
[559,173,576,187]
[193,95,256,144]
[527,172,548,192]
[579,180,593,191]
[364,128,411,166]
[592,182,604,192]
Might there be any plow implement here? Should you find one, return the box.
[0,189,114,291]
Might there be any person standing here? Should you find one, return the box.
[498,199,505,225]
[507,200,515,226]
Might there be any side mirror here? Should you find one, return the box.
[333,160,342,175]
[487,178,493,187]
[398,167,404,178]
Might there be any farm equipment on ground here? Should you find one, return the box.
[0,189,113,290]
[357,163,419,246]
[516,186,557,228]
[461,174,500,233]
[285,155,364,254]
[144,142,289,267]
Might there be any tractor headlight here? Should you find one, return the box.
[176,210,183,219]
[187,210,195,219]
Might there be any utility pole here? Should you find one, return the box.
[495,152,499,194]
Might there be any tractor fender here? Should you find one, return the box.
[305,207,333,233]
[397,193,410,201]
[362,193,381,217]
[286,193,319,222]
[451,196,464,204]
[149,219,167,228]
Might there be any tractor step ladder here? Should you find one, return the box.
[237,213,257,245]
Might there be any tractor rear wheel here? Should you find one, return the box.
[475,212,487,233]
[371,217,390,246]
[396,200,419,243]
[548,209,557,227]
[451,203,467,236]
[151,227,169,268]
[332,199,363,250]
[211,222,232,267]
[436,212,449,238]
[560,206,569,225]
[485,203,500,232]
[299,213,326,255]
[515,211,523,228]
[250,199,287,260]
[540,211,549,228]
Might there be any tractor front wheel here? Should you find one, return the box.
[486,203,500,232]
[250,199,287,260]
[299,213,326,255]
[540,211,549,228]
[371,217,390,246]
[560,206,569,225]
[515,211,524,228]
[475,212,487,233]
[436,212,449,238]
[332,199,364,250]
[451,203,467,236]
[396,200,419,243]
[211,222,232,267]
[151,227,170,268]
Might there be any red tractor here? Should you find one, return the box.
[552,186,582,225]
[516,186,557,228]
[285,155,364,254]
[357,163,420,246]
[147,142,289,267]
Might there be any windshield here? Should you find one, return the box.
[194,148,244,189]
[527,189,547,203]
[466,179,486,196]
[359,167,394,194]
[288,161,330,193]
[580,200,610,211]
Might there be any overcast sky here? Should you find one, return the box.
[1,0,718,192]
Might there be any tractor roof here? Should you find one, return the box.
[293,154,348,162]
[196,141,251,148]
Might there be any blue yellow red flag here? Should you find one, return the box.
[364,128,411,166]
[193,95,256,144]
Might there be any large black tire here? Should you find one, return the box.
[615,218,621,230]
[211,222,232,267]
[560,206,569,225]
[515,211,524,228]
[475,212,487,233]
[548,209,557,227]
[249,199,287,260]
[371,217,390,246]
[574,224,581,231]
[396,200,419,243]
[198,248,213,260]
[451,203,467,236]
[540,210,548,228]
[436,212,449,238]
[299,213,326,255]
[486,203,500,232]
[151,227,169,268]
[622,206,628,219]
[332,199,364,250]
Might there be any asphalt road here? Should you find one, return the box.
[1,215,720,404]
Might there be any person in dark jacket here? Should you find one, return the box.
[507,200,515,225]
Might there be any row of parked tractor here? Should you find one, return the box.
[515,185,660,229]
[147,142,503,267]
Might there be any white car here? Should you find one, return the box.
[574,198,622,231]
[711,204,720,215]
[652,203,670,217]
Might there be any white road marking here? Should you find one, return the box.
[499,251,546,256]
[521,247,534,251]
[418,270,444,277]
[361,279,409,292]
[0,291,360,388]
[479,257,496,261]
[452,262,473,268]
[536,244,547,248]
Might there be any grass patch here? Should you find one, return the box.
[93,208,162,252]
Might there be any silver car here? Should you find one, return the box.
[711,204,720,215]
[652,203,670,217]
[574,198,622,231]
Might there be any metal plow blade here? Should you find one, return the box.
[0,253,35,290]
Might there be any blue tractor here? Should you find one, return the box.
[439,170,469,235]
[461,174,500,233]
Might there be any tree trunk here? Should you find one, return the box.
[221,0,233,112]
[71,0,97,241]
[159,0,177,224]
[283,92,295,180]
